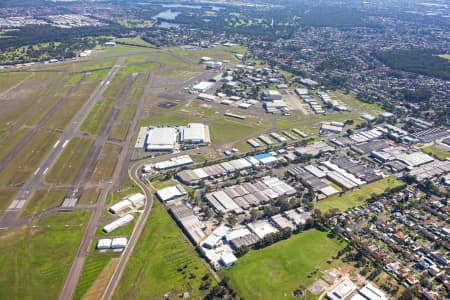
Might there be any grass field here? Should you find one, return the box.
[0,130,60,186]
[68,73,84,84]
[73,255,114,300]
[0,127,31,162]
[0,72,67,138]
[20,189,66,217]
[115,36,155,47]
[45,80,101,130]
[119,63,159,75]
[314,177,404,213]
[0,210,91,300]
[90,143,121,183]
[220,230,346,300]
[0,72,31,94]
[422,145,449,161]
[109,103,136,140]
[150,177,179,190]
[45,137,94,184]
[79,188,100,204]
[113,200,216,300]
[107,178,142,205]
[210,117,271,146]
[327,90,384,114]
[80,100,114,135]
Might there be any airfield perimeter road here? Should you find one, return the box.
[102,161,153,300]
[0,57,123,229]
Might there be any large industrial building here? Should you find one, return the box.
[145,127,178,152]
[136,123,211,152]
[180,123,211,144]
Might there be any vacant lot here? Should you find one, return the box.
[314,177,404,213]
[45,137,94,184]
[0,130,60,186]
[113,200,215,300]
[220,230,346,300]
[20,189,66,217]
[90,143,121,183]
[0,210,91,300]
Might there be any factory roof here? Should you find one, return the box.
[396,152,434,167]
[247,220,279,239]
[206,191,242,214]
[156,185,186,202]
[153,155,194,170]
[147,127,178,146]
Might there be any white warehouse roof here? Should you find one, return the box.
[97,238,112,249]
[103,214,134,233]
[109,200,132,214]
[181,123,211,143]
[156,185,186,202]
[111,237,128,249]
[146,127,178,150]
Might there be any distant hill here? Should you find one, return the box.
[374,49,450,80]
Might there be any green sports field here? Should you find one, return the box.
[314,177,404,213]
[220,230,346,300]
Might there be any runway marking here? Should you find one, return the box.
[53,140,60,148]
[62,140,69,148]
[34,168,40,175]
[43,167,49,175]
[8,200,19,210]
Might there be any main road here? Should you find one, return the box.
[0,58,124,229]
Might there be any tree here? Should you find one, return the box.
[226,214,238,227]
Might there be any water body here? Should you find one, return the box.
[161,4,224,11]
[152,9,181,21]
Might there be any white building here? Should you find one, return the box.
[247,220,279,239]
[156,185,187,202]
[201,224,231,249]
[181,123,211,144]
[145,127,178,152]
[127,193,145,209]
[192,81,214,93]
[263,90,282,100]
[109,200,133,214]
[220,252,238,267]
[103,214,134,233]
[111,237,128,249]
[97,238,112,249]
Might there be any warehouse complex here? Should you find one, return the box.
[134,123,211,152]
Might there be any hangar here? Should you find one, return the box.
[145,127,178,152]
[181,123,211,144]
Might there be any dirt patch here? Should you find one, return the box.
[83,257,120,300]
[158,102,177,109]
[308,278,329,295]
